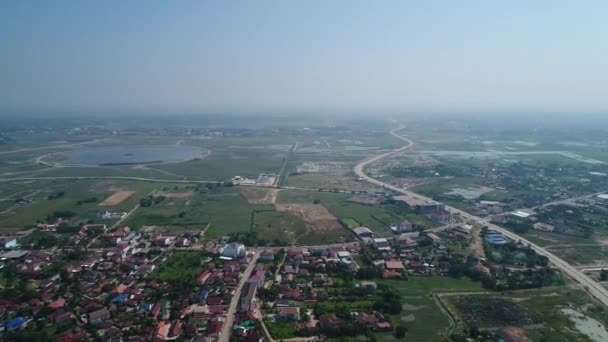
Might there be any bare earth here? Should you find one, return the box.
[275,203,342,232]
[240,187,280,204]
[100,191,135,206]
[154,191,193,199]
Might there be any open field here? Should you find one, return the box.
[275,203,351,244]
[239,187,279,204]
[252,210,308,245]
[0,179,173,228]
[99,190,135,205]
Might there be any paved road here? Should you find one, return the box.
[353,126,608,307]
[219,252,260,342]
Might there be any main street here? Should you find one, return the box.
[219,251,260,342]
[353,126,608,307]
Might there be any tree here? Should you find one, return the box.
[601,269,608,281]
[313,199,321,204]
[395,325,407,339]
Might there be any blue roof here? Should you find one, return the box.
[5,317,26,329]
[112,293,129,303]
[197,289,209,299]
[138,303,153,312]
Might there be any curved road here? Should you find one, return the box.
[353,126,608,307]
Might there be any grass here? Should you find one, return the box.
[287,173,381,192]
[340,218,360,228]
[148,251,205,282]
[125,187,272,238]
[277,190,435,238]
[252,210,308,244]
[546,245,608,266]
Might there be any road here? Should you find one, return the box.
[219,251,260,342]
[353,125,608,308]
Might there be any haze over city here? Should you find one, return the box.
[2,0,608,113]
[2,2,608,342]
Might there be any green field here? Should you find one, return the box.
[376,277,485,341]
[125,187,271,238]
[340,218,360,228]
[0,179,173,228]
[252,210,308,245]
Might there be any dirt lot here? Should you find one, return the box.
[275,203,342,233]
[240,187,279,204]
[154,191,193,199]
[100,191,135,206]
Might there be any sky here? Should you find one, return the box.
[1,0,607,114]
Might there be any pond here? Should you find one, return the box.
[63,146,203,166]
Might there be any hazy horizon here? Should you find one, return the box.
[2,1,608,113]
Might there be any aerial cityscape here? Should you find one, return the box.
[2,1,608,342]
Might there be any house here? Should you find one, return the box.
[82,270,102,283]
[426,232,441,243]
[429,210,456,224]
[98,211,127,220]
[353,227,374,239]
[372,238,391,250]
[88,308,111,324]
[260,249,275,261]
[485,233,508,245]
[318,314,341,330]
[385,260,405,272]
[393,235,418,247]
[0,236,18,250]
[222,243,245,258]
[533,222,555,232]
[357,281,377,290]
[239,283,257,312]
[276,306,301,320]
[5,317,27,331]
[53,312,74,323]
[391,221,413,233]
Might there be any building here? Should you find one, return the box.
[222,243,245,258]
[239,282,257,312]
[390,221,413,233]
[385,260,405,272]
[533,222,555,232]
[260,249,275,261]
[88,308,111,325]
[393,195,445,214]
[353,227,374,239]
[276,306,301,321]
[485,233,508,245]
[0,236,18,249]
[372,238,391,250]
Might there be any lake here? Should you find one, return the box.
[64,146,203,165]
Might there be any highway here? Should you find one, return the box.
[353,125,608,307]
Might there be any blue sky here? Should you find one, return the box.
[1,1,607,113]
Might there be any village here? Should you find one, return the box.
[0,193,560,342]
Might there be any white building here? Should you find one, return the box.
[222,243,245,258]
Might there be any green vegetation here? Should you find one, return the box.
[375,277,485,341]
[252,210,307,245]
[148,252,204,282]
[340,218,360,228]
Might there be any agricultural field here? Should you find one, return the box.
[0,179,172,228]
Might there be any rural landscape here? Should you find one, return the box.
[3,1,608,341]
[1,114,608,342]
